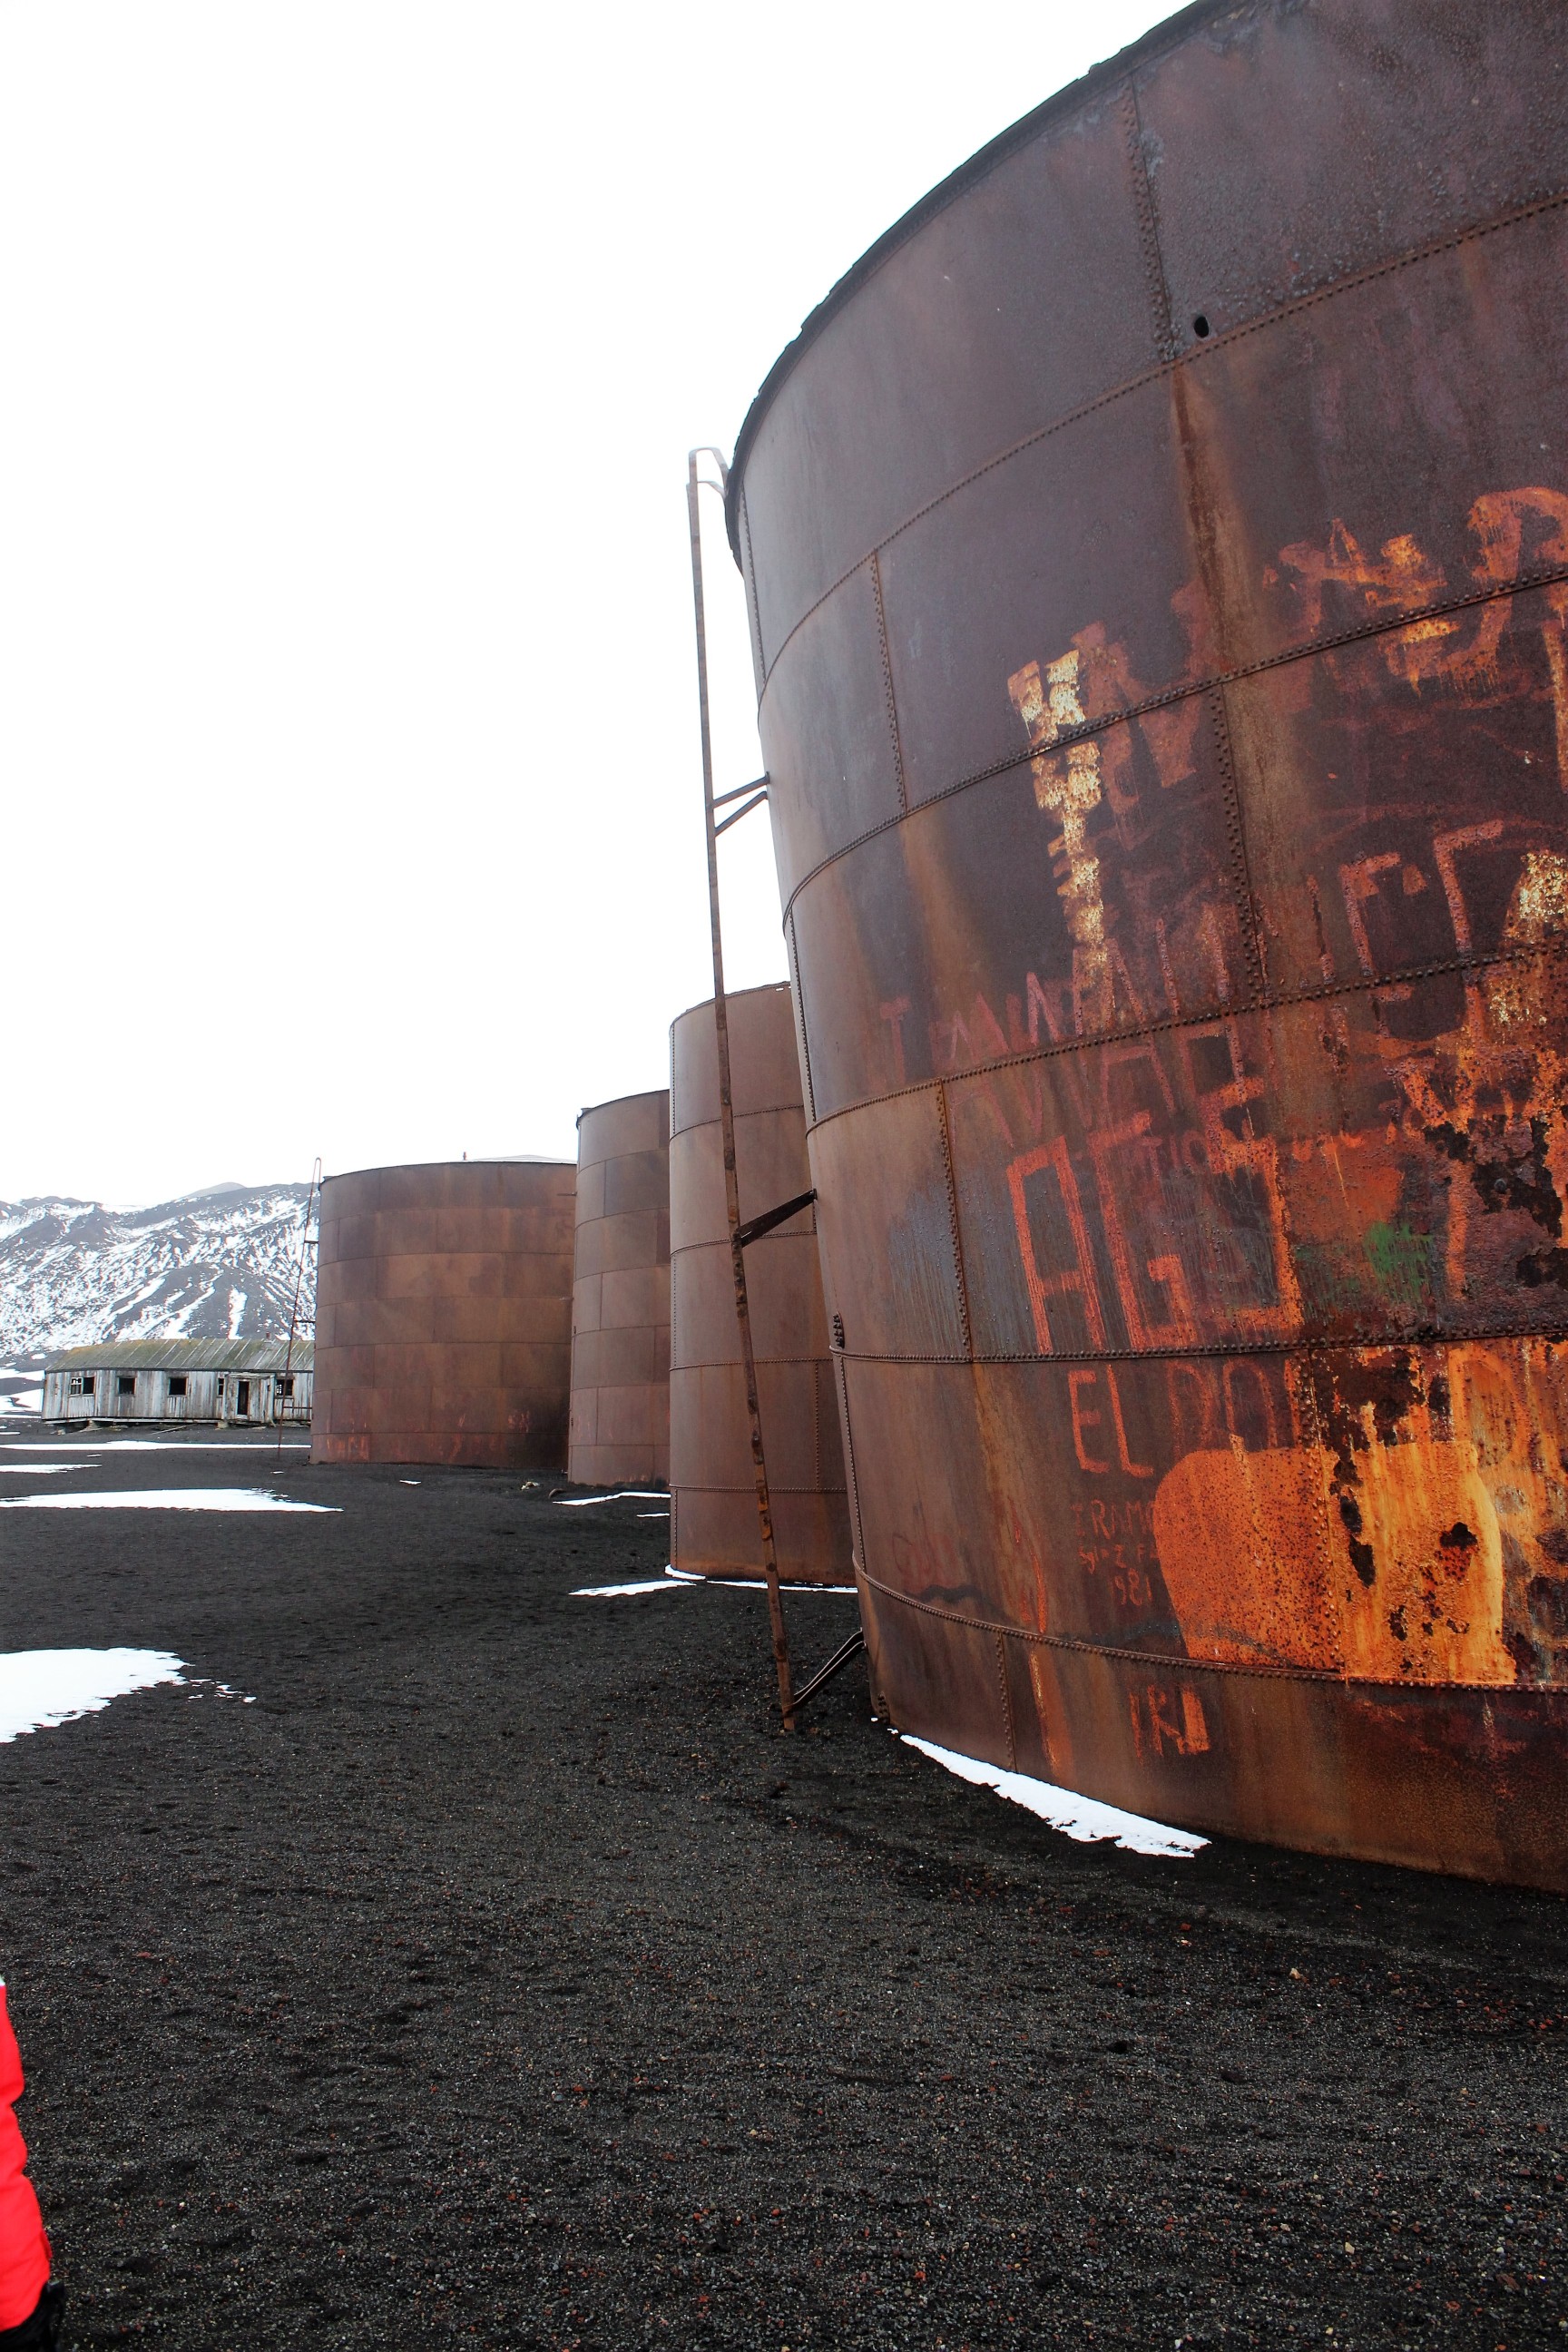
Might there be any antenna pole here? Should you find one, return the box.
[277,1156,320,1468]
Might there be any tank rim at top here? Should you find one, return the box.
[320,1156,573,1182]
[722,0,1227,564]
[574,1086,671,1131]
[669,978,795,1032]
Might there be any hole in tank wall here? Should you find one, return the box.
[1191,314,1211,339]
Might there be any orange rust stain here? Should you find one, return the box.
[1152,1430,1509,1683]
[1279,1134,1404,1262]
[1152,1440,1340,1671]
[1026,1646,1063,1781]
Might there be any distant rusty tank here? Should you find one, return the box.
[670,983,850,1583]
[312,1159,574,1470]
[728,0,1568,1885]
[569,1091,671,1485]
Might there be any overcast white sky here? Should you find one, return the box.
[0,0,1169,1206]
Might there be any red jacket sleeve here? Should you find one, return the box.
[0,1985,53,2330]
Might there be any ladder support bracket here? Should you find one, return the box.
[733,1189,816,1251]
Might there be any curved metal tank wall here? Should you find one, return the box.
[729,0,1568,1886]
[312,1160,575,1470]
[569,1090,671,1485]
[669,983,849,1583]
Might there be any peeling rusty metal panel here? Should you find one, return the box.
[569,1091,671,1485]
[730,0,1568,1885]
[669,983,850,1583]
[311,1161,574,1470]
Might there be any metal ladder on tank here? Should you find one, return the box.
[686,448,866,1731]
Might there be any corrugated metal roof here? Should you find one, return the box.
[43,1338,314,1374]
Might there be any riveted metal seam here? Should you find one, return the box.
[668,1240,679,1366]
[669,1349,831,1368]
[787,910,818,1131]
[740,484,768,682]
[685,1477,849,1497]
[778,561,1568,931]
[801,932,1568,1141]
[868,549,909,818]
[994,1632,1018,1770]
[1209,682,1265,1003]
[753,184,1568,697]
[934,1080,975,1360]
[830,1318,1568,1369]
[668,1245,816,1275]
[1122,81,1177,365]
[833,1346,870,1583]
[669,1096,811,1142]
[862,1572,1564,1694]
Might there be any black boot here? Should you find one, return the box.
[0,2283,64,2351]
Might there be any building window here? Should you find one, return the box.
[69,1371,94,1396]
[278,1377,294,1398]
[117,1374,136,1397]
[168,1375,188,1398]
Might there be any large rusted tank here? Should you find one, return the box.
[670,983,850,1583]
[569,1091,671,1485]
[312,1160,574,1469]
[729,0,1568,1885]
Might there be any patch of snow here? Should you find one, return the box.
[554,1490,670,1506]
[0,1648,186,1742]
[0,1488,338,1514]
[227,1287,249,1338]
[0,1465,78,1475]
[664,1568,858,1593]
[2,1440,309,1453]
[572,1578,691,1598]
[899,1735,1207,1857]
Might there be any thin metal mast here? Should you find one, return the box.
[686,448,795,1729]
[276,1155,320,1468]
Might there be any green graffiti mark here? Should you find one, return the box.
[1364,1221,1440,1308]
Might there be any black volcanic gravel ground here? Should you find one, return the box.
[0,1436,1563,2350]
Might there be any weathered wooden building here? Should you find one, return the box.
[41,1338,313,1426]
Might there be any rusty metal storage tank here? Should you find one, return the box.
[569,1091,671,1485]
[728,0,1568,1886]
[312,1159,575,1470]
[670,982,850,1583]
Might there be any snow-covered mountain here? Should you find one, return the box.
[0,1182,316,1359]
